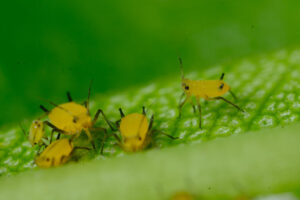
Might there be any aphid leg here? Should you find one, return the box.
[37,145,43,155]
[179,57,185,79]
[196,97,202,129]
[142,106,146,115]
[229,90,238,101]
[19,122,27,137]
[40,105,49,113]
[191,103,196,113]
[100,129,108,155]
[111,133,121,143]
[50,129,55,144]
[93,109,115,131]
[179,92,185,103]
[156,130,178,140]
[119,108,125,118]
[90,127,109,154]
[149,114,154,130]
[66,91,72,102]
[214,97,244,112]
[115,119,121,128]
[73,146,91,151]
[84,128,96,149]
[178,96,190,118]
[43,121,66,134]
[56,133,61,140]
[86,80,93,112]
[82,100,87,108]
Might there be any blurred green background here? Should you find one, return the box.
[1,0,300,126]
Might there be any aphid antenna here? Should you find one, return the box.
[66,91,73,102]
[86,79,93,113]
[178,57,185,80]
[39,97,76,117]
[36,112,48,120]
[220,73,225,80]
[19,122,27,137]
[119,108,125,118]
[136,114,147,137]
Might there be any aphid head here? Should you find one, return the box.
[217,72,231,95]
[122,136,144,152]
[72,113,92,129]
[35,156,52,168]
[217,81,230,95]
[181,79,191,95]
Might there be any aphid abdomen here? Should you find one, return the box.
[187,80,206,98]
[35,139,73,168]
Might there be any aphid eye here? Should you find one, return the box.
[219,83,224,90]
[73,118,77,123]
[185,86,189,90]
[138,137,142,141]
[46,158,50,162]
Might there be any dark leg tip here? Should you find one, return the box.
[91,141,96,150]
[199,123,202,129]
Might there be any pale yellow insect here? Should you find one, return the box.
[20,120,48,147]
[28,120,45,146]
[40,86,112,150]
[112,107,177,152]
[35,138,73,168]
[178,58,244,128]
[35,138,90,168]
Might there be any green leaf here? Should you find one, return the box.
[1,48,300,199]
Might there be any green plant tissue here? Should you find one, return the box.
[0,48,300,199]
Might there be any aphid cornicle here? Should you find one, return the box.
[39,84,113,150]
[112,107,177,152]
[35,138,90,168]
[178,58,244,128]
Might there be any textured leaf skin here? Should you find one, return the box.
[1,49,300,199]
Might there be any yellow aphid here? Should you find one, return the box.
[113,107,177,152]
[28,120,45,146]
[48,102,92,135]
[35,138,73,168]
[182,79,230,98]
[120,113,149,152]
[171,191,194,200]
[40,89,112,149]
[178,58,244,128]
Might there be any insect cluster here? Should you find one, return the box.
[21,58,243,168]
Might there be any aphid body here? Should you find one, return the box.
[113,107,177,152]
[28,120,45,146]
[48,102,92,135]
[119,113,150,152]
[182,79,230,99]
[178,58,243,128]
[35,138,73,168]
[40,88,112,149]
